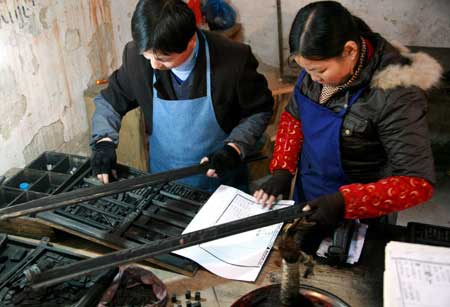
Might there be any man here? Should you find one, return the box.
[90,0,274,192]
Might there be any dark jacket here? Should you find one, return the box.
[287,33,440,184]
[93,30,274,158]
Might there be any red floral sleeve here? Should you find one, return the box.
[269,111,303,175]
[340,176,434,219]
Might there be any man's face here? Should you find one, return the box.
[143,35,196,70]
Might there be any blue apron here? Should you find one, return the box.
[149,34,248,192]
[294,70,366,202]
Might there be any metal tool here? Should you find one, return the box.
[30,204,310,289]
[0,164,211,220]
[0,155,266,220]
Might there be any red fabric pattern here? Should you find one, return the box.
[364,38,374,61]
[269,111,303,175]
[187,0,202,25]
[340,176,434,219]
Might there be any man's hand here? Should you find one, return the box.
[91,140,117,184]
[302,192,345,227]
[253,170,293,208]
[202,144,242,178]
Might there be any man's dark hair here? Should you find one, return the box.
[289,1,372,60]
[131,0,197,54]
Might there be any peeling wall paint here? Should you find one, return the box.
[109,0,137,58]
[0,94,27,140]
[0,0,37,30]
[22,120,65,163]
[0,0,130,174]
[65,28,81,51]
[87,22,116,86]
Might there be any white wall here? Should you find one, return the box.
[0,0,136,174]
[110,0,138,59]
[232,0,450,67]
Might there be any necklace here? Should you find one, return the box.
[319,37,367,104]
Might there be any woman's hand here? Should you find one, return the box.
[253,170,293,208]
[303,192,345,227]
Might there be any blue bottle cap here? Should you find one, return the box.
[19,182,30,191]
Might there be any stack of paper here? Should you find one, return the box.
[384,241,450,307]
[316,221,368,264]
[173,185,294,282]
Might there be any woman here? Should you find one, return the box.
[254,1,442,226]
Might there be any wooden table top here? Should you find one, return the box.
[160,224,406,307]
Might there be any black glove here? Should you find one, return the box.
[306,192,345,227]
[208,145,242,177]
[91,141,117,176]
[258,169,293,199]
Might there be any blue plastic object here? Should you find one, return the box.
[203,0,236,30]
[19,182,30,191]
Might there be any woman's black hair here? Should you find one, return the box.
[289,1,372,60]
[131,0,197,54]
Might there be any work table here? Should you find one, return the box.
[156,223,406,307]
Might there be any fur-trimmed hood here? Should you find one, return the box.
[371,41,443,91]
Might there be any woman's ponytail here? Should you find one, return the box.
[352,15,372,34]
[289,1,371,60]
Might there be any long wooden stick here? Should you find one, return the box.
[31,204,309,289]
[0,164,209,220]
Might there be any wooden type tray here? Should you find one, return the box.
[2,152,211,275]
[0,233,111,306]
[34,161,211,276]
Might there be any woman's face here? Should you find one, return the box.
[294,41,359,86]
